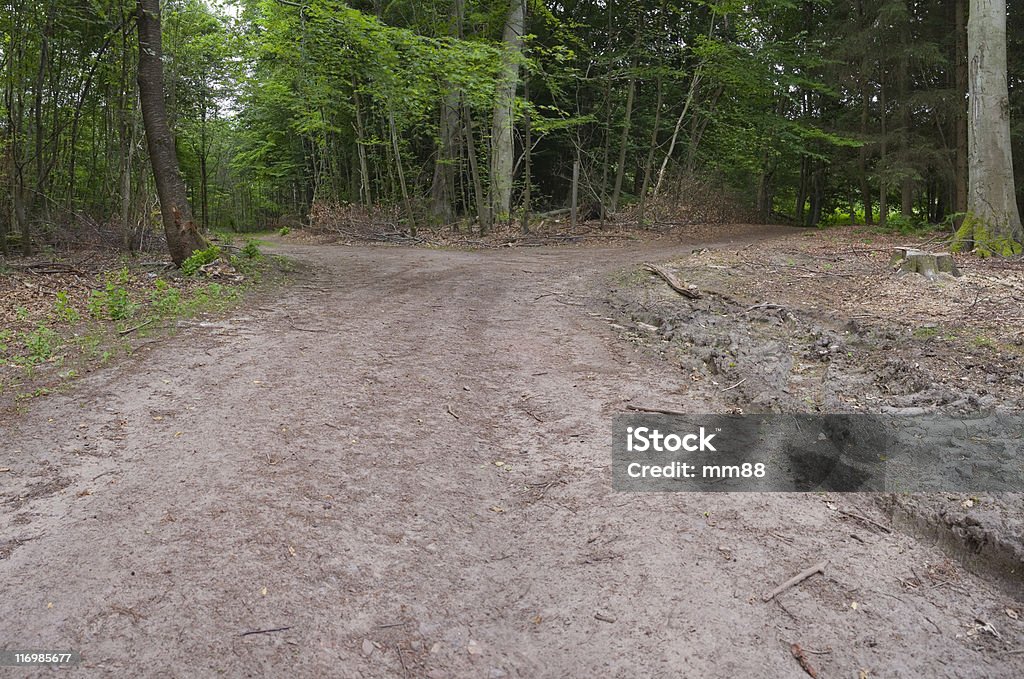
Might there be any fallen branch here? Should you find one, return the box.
[763,561,827,601]
[446,404,460,420]
[644,263,701,299]
[625,404,688,416]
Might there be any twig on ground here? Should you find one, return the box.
[396,643,410,678]
[763,561,827,601]
[836,508,892,533]
[239,626,291,637]
[285,316,329,333]
[446,404,460,420]
[722,378,746,392]
[625,404,688,416]
[119,318,155,335]
[790,644,819,678]
[746,302,789,314]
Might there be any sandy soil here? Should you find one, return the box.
[3,229,1023,677]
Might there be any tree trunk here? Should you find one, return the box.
[462,100,490,233]
[430,0,464,224]
[637,71,664,223]
[808,161,825,227]
[352,83,372,205]
[136,0,207,266]
[199,94,209,231]
[653,65,702,199]
[14,174,29,256]
[954,0,969,218]
[120,95,138,250]
[490,0,525,220]
[756,151,775,223]
[388,110,417,237]
[954,0,1024,254]
[32,0,55,222]
[570,155,580,230]
[859,73,873,224]
[610,59,637,215]
[795,156,808,225]
[899,14,914,219]
[879,74,888,228]
[520,76,531,235]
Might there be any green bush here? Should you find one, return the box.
[22,326,59,364]
[150,279,182,316]
[88,270,136,321]
[181,246,222,276]
[278,226,291,236]
[241,239,262,260]
[53,291,80,324]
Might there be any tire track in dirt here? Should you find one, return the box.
[1,238,1021,677]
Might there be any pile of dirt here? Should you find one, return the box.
[605,224,1024,592]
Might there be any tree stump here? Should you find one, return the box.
[891,247,961,278]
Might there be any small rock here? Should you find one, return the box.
[489,669,508,679]
[427,671,448,679]
[467,639,481,655]
[361,639,374,657]
[410,640,423,651]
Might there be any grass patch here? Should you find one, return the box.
[0,251,291,411]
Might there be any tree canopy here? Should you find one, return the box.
[2,0,1023,256]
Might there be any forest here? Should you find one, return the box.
[2,0,1023,257]
[5,2,1024,675]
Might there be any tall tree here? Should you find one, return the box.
[136,0,208,265]
[490,0,525,220]
[954,0,1023,255]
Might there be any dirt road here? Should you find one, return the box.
[3,238,1022,677]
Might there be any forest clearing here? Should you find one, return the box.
[4,0,1024,676]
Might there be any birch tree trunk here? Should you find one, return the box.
[490,0,525,220]
[136,0,208,266]
[953,0,1023,255]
